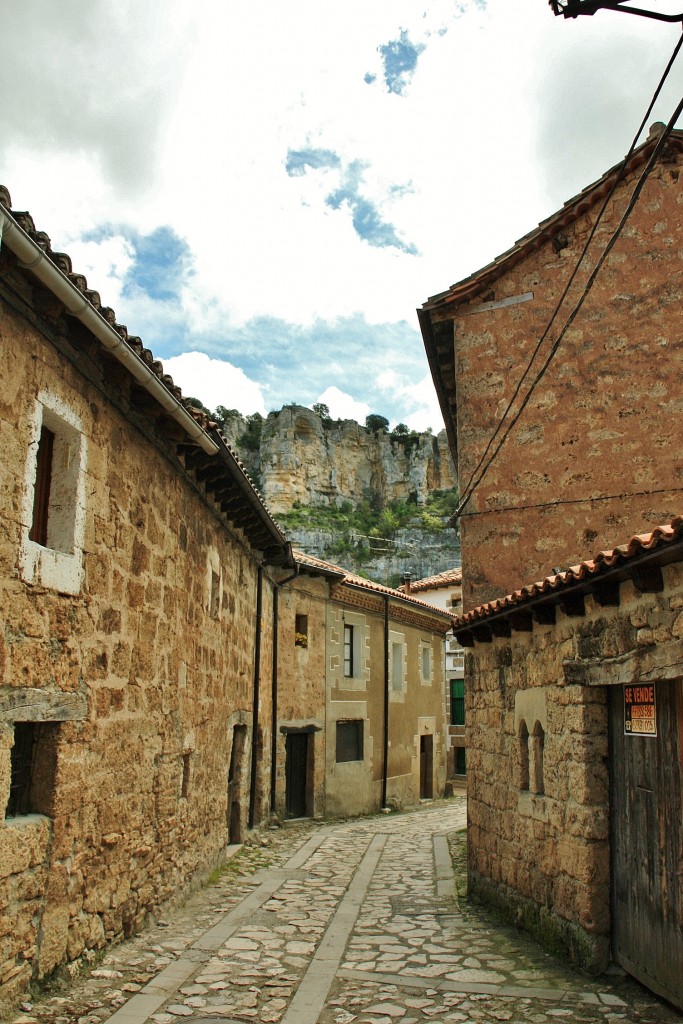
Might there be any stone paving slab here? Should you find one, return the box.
[11,800,678,1024]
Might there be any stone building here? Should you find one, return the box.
[0,186,292,1007]
[418,125,683,1008]
[271,552,453,819]
[419,123,682,610]
[399,570,466,781]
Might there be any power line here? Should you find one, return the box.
[455,32,683,518]
[457,486,683,519]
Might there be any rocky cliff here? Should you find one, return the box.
[236,405,456,516]
[219,406,459,584]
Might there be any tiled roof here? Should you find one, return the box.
[454,515,683,632]
[400,568,462,593]
[293,550,454,621]
[0,186,290,563]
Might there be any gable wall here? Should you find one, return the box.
[441,149,682,609]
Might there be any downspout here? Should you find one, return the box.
[248,565,264,830]
[382,594,390,810]
[0,208,217,455]
[270,567,299,816]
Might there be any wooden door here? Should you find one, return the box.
[609,680,683,1009]
[420,734,433,799]
[285,733,308,819]
[227,725,247,843]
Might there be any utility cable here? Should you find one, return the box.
[457,485,683,519]
[455,31,683,517]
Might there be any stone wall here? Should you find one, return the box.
[439,143,682,609]
[466,563,683,972]
[0,300,274,1005]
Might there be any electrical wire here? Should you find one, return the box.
[457,485,683,519]
[455,31,683,518]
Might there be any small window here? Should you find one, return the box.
[29,408,83,554]
[450,679,465,726]
[421,644,431,683]
[181,753,192,799]
[21,395,87,595]
[336,720,363,762]
[391,641,404,692]
[531,722,545,796]
[295,614,309,648]
[6,723,58,818]
[210,570,221,619]
[344,624,354,676]
[519,720,530,792]
[29,425,55,546]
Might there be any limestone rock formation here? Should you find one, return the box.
[254,406,456,516]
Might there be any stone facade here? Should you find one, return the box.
[420,128,683,1005]
[0,189,290,1009]
[419,125,683,610]
[272,555,452,820]
[458,542,683,995]
[399,571,466,781]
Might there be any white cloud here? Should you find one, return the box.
[315,386,370,423]
[162,352,267,416]
[1,0,680,425]
[378,370,444,434]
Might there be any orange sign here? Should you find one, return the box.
[623,684,657,737]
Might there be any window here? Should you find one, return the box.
[5,723,58,818]
[336,720,364,762]
[450,679,465,726]
[455,746,467,776]
[29,425,55,546]
[295,614,308,648]
[210,570,221,619]
[531,722,545,795]
[519,720,530,792]
[181,753,192,799]
[421,644,432,683]
[344,624,354,677]
[21,394,87,595]
[391,641,404,691]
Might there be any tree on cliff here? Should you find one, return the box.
[365,413,389,433]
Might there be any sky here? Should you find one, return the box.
[2,1,681,431]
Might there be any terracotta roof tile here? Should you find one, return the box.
[454,515,683,629]
[293,550,454,620]
[400,568,462,592]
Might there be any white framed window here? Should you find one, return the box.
[339,611,366,688]
[20,393,87,595]
[390,633,406,700]
[420,641,432,684]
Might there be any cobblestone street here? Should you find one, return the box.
[12,798,677,1024]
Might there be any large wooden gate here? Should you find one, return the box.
[609,680,683,1009]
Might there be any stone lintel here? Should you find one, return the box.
[563,637,683,687]
[0,687,87,723]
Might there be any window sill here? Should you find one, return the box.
[20,537,84,596]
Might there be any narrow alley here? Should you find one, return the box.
[12,799,676,1024]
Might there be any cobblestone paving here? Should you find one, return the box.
[11,799,678,1024]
